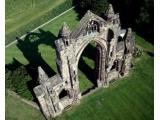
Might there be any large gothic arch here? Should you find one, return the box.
[75,37,107,65]
[34,4,135,119]
[76,37,107,88]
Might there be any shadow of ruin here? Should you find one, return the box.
[6,29,58,102]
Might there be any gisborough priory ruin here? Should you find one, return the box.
[33,4,135,119]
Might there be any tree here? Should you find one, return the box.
[77,0,109,17]
[77,0,153,44]
[6,61,33,100]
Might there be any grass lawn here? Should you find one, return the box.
[5,9,154,120]
[54,32,154,120]
[5,9,79,65]
[6,0,65,34]
[5,92,45,120]
[6,0,60,18]
[5,9,92,93]
[56,51,154,120]
[5,0,72,45]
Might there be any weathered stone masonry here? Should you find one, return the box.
[34,4,135,119]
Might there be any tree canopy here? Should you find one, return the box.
[75,0,153,44]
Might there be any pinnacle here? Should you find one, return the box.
[60,22,71,37]
[108,4,114,14]
[128,28,132,33]
[38,66,49,84]
[38,66,47,75]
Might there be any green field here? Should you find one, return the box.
[5,10,79,65]
[6,0,65,34]
[6,45,154,120]
[56,50,154,120]
[5,8,154,120]
[5,9,96,93]
[5,0,74,45]
[5,92,45,120]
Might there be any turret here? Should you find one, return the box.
[59,22,71,46]
[125,28,135,53]
[126,28,132,40]
[106,4,115,23]
[38,66,49,85]
[114,13,120,25]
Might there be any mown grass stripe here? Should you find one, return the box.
[5,6,75,48]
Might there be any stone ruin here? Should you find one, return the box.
[33,4,135,119]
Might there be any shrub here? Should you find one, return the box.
[77,0,109,17]
[133,47,143,58]
[6,64,33,100]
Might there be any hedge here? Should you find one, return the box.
[6,0,73,45]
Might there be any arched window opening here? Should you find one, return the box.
[86,20,100,35]
[59,89,68,99]
[111,60,118,71]
[77,41,106,95]
[107,29,114,42]
[110,51,113,57]
[118,36,123,42]
[73,70,76,82]
[93,24,98,32]
[111,63,116,70]
[47,88,54,95]
[66,40,69,46]
[120,60,125,76]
